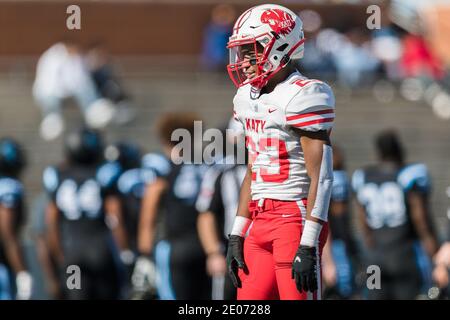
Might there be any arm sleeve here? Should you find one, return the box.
[285,81,335,132]
[0,178,23,209]
[96,161,123,196]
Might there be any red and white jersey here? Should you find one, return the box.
[233,71,335,201]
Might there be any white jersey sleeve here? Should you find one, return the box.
[285,80,335,132]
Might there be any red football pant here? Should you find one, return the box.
[237,199,328,300]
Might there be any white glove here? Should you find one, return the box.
[120,249,136,266]
[16,271,33,300]
[131,256,158,293]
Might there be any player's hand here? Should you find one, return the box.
[322,258,337,287]
[207,253,227,277]
[292,245,318,293]
[16,271,33,300]
[434,242,450,267]
[433,264,449,288]
[131,256,158,296]
[226,235,246,288]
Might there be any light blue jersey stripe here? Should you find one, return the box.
[0,264,12,300]
[155,240,176,300]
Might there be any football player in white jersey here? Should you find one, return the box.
[225,4,335,300]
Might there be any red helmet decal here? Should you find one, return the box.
[261,9,295,36]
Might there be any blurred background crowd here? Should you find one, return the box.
[0,0,449,300]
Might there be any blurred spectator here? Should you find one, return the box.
[86,42,136,125]
[298,11,336,79]
[33,40,114,141]
[331,28,380,87]
[200,4,236,71]
[385,0,450,120]
[371,26,403,81]
[400,34,444,80]
[352,130,438,299]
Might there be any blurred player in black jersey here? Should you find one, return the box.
[97,142,143,254]
[98,142,169,298]
[321,144,359,299]
[352,130,439,299]
[196,118,247,300]
[44,127,128,299]
[137,112,211,300]
[96,141,142,297]
[130,152,171,300]
[0,138,32,300]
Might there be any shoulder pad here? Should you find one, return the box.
[96,161,123,188]
[0,177,23,197]
[264,74,313,109]
[285,80,335,132]
[142,153,171,177]
[398,163,430,192]
[0,177,23,208]
[117,168,150,195]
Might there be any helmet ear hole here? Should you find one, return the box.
[270,31,280,40]
[276,43,288,52]
[280,55,291,66]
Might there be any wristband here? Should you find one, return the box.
[230,216,252,237]
[300,220,322,247]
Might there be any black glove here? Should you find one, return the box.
[291,245,318,293]
[226,235,246,288]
